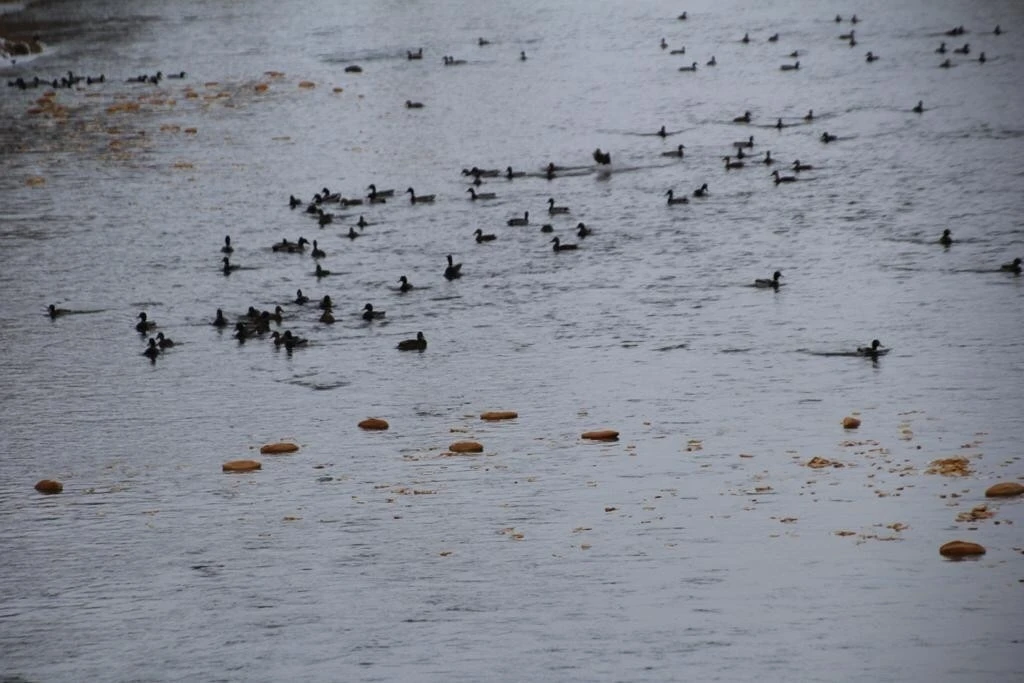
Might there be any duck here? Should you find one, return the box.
[295,289,310,305]
[733,135,754,148]
[953,43,970,55]
[474,228,497,243]
[551,237,578,252]
[311,240,326,259]
[792,160,813,171]
[866,51,879,62]
[662,144,686,158]
[741,33,750,44]
[357,215,369,228]
[406,187,435,203]
[775,118,785,129]
[212,308,229,327]
[978,52,986,63]
[707,56,717,66]
[912,100,924,113]
[520,51,527,61]
[405,100,424,109]
[221,235,234,253]
[669,46,686,55]
[507,211,530,226]
[593,148,612,164]
[851,15,859,24]
[362,303,385,321]
[678,11,687,20]
[463,167,501,178]
[443,56,466,66]
[341,197,364,207]
[444,254,463,280]
[665,189,689,205]
[736,147,746,159]
[156,331,175,349]
[233,321,252,342]
[678,62,698,72]
[762,151,775,165]
[143,338,161,361]
[467,187,496,200]
[319,309,335,324]
[505,166,525,179]
[771,170,797,184]
[693,183,709,197]
[768,33,779,43]
[1001,258,1022,274]
[660,38,668,49]
[346,227,360,239]
[407,48,423,60]
[857,339,887,357]
[723,156,745,170]
[397,331,427,351]
[270,330,287,347]
[315,264,331,278]
[576,222,592,238]
[994,25,1001,35]
[780,61,799,71]
[319,295,333,310]
[281,330,308,351]
[803,109,814,121]
[222,256,240,275]
[264,305,284,324]
[48,304,70,319]
[939,229,953,247]
[839,29,855,40]
[398,275,414,292]
[366,184,394,198]
[820,132,838,143]
[939,59,953,68]
[547,198,570,214]
[835,14,842,22]
[478,38,490,46]
[318,188,341,203]
[755,271,783,288]
[657,125,668,137]
[317,210,334,227]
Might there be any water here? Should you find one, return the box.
[2,0,1023,680]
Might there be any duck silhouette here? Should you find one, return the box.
[444,254,463,280]
[397,331,427,351]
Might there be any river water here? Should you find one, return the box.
[1,0,1022,681]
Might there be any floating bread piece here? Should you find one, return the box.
[222,460,261,472]
[842,416,861,429]
[260,442,299,454]
[582,429,619,441]
[939,540,986,558]
[34,479,63,494]
[358,418,389,430]
[985,482,1024,498]
[480,411,518,421]
[449,441,484,453]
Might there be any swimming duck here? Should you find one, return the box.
[936,42,947,54]
[660,38,668,49]
[771,170,797,184]
[319,295,333,310]
[213,308,229,327]
[1001,258,1022,274]
[978,52,986,63]
[143,338,160,361]
[707,56,717,66]
[317,210,334,227]
[222,257,240,275]
[478,38,490,46]
[762,151,775,165]
[820,132,837,143]
[444,254,463,280]
[657,125,668,137]
[270,330,287,347]
[520,51,527,61]
[665,189,689,205]
[346,227,360,239]
[851,15,859,23]
[669,46,686,55]
[803,110,814,121]
[319,310,335,324]
[221,235,234,254]
[548,198,570,214]
[593,148,612,164]
[662,144,685,158]
[357,215,368,228]
[507,211,530,226]
[295,289,310,305]
[953,43,970,55]
[857,339,886,357]
[912,100,924,113]
[467,187,496,200]
[736,147,746,159]
[362,303,385,321]
[775,118,784,129]
[505,166,525,179]
[167,71,186,79]
[366,184,395,198]
[443,56,466,66]
[693,183,709,197]
[315,264,331,278]
[318,188,341,203]
[939,59,952,68]
[396,275,414,293]
[768,33,779,43]
[551,237,578,252]
[576,222,592,238]
[723,156,745,170]
[939,229,953,247]
[994,25,1001,35]
[397,331,427,351]
[678,62,698,72]
[405,100,424,109]
[780,61,799,71]
[741,33,750,44]
[281,330,308,351]
[678,12,687,20]
[156,331,175,349]
[866,51,878,62]
[341,197,364,207]
[311,240,326,259]
[474,228,496,243]
[407,48,423,60]
[48,304,70,319]
[406,187,435,203]
[755,271,783,288]
[792,160,813,171]
[733,135,754,148]
[839,29,854,40]
[233,321,252,342]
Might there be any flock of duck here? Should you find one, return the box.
[35,12,1019,365]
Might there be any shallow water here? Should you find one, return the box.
[1,0,1023,681]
